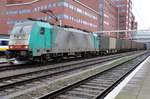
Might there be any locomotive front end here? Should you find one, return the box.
[8,23,33,59]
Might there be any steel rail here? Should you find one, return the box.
[0,52,138,92]
[38,54,149,99]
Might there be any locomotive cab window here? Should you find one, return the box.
[40,27,45,35]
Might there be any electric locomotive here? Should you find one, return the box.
[7,20,99,62]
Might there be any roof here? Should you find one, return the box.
[35,21,51,29]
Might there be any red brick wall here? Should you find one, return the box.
[79,0,99,11]
[103,0,118,37]
[0,0,99,34]
[6,0,33,4]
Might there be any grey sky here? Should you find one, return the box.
[132,0,150,29]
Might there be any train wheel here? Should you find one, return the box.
[56,56,62,63]
[40,55,47,64]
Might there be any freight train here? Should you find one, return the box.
[7,19,146,62]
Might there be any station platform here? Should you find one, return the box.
[104,56,150,99]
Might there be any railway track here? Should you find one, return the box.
[0,51,144,97]
[39,53,149,99]
[0,51,141,72]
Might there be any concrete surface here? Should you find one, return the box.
[115,56,150,99]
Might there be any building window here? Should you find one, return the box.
[69,4,74,10]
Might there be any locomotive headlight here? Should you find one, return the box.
[24,45,28,49]
[9,46,13,49]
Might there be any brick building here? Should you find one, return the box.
[0,0,101,35]
[0,0,137,39]
[6,0,33,4]
[112,0,138,38]
[99,0,119,37]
